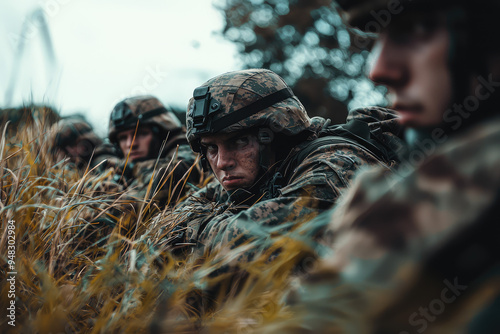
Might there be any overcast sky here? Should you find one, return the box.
[1,0,241,136]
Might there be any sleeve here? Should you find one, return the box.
[168,180,229,250]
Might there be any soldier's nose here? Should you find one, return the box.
[368,36,408,89]
[126,135,137,149]
[216,147,236,171]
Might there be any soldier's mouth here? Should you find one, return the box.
[129,152,144,160]
[393,103,423,125]
[222,176,244,188]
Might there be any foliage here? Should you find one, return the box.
[215,0,387,124]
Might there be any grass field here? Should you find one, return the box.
[0,106,330,333]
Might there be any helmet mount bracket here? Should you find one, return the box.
[192,86,221,136]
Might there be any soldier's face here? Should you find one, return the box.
[368,12,452,128]
[201,131,261,191]
[117,126,154,161]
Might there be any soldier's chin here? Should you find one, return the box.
[397,110,422,127]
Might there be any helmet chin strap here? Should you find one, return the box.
[256,127,275,170]
[258,144,274,171]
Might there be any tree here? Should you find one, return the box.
[215,0,386,124]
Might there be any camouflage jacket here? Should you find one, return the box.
[117,136,202,208]
[173,107,405,257]
[282,116,500,333]
[88,142,122,171]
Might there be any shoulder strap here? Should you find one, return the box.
[267,118,401,197]
[322,119,398,163]
[289,118,397,172]
[266,135,361,198]
[292,135,358,168]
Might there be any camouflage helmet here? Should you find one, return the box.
[53,117,102,150]
[186,69,311,153]
[50,117,106,167]
[108,95,182,144]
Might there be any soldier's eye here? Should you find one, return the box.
[137,129,150,137]
[203,143,218,155]
[235,136,249,147]
[388,14,440,45]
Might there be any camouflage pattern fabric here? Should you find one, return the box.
[186,68,311,152]
[108,95,181,144]
[173,107,405,258]
[280,115,500,333]
[107,95,200,208]
[89,141,122,171]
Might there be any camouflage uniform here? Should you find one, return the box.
[172,69,404,256]
[275,1,500,333]
[108,95,202,208]
[280,115,500,334]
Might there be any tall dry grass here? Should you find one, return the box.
[0,106,331,334]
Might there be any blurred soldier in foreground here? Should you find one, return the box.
[50,117,119,170]
[281,1,500,333]
[171,68,404,257]
[108,95,201,207]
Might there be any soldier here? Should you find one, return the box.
[50,116,119,170]
[49,117,126,244]
[171,68,404,257]
[279,1,500,333]
[108,95,201,207]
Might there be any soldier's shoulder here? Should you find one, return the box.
[289,135,387,182]
[161,141,197,162]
